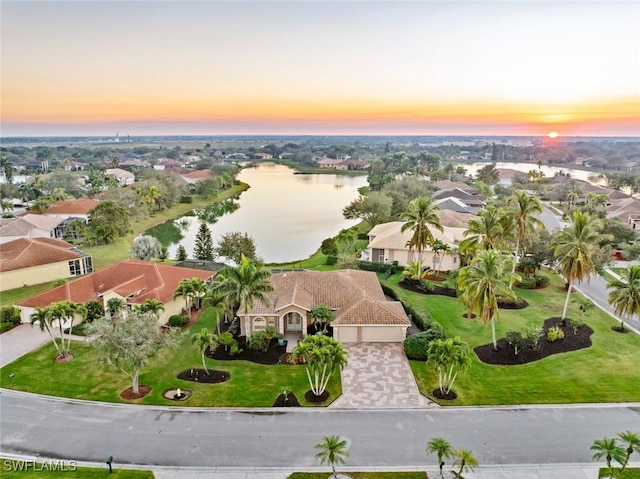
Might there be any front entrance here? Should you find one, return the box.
[284,311,303,332]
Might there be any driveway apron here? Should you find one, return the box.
[329,343,436,408]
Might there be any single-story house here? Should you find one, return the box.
[335,159,370,171]
[105,168,135,186]
[366,220,465,272]
[0,214,64,244]
[316,158,342,168]
[239,270,410,344]
[42,198,100,221]
[15,259,215,325]
[0,237,93,292]
[180,170,214,184]
[254,152,273,160]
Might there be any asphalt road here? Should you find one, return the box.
[1,391,639,467]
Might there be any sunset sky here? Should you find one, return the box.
[2,1,639,137]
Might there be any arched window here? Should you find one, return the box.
[253,317,266,332]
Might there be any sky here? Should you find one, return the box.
[1,1,639,137]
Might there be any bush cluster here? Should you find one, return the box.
[547,325,565,342]
[403,327,446,360]
[168,315,186,327]
[515,275,550,289]
[179,196,193,204]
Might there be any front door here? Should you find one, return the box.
[285,312,303,332]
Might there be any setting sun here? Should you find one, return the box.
[548,132,559,139]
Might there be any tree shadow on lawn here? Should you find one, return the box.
[475,317,593,365]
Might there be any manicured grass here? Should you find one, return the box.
[0,307,341,407]
[0,281,60,309]
[0,458,153,478]
[599,468,640,478]
[383,272,640,406]
[288,473,426,479]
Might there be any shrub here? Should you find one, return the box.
[325,255,338,265]
[0,322,15,333]
[547,325,565,342]
[570,317,585,335]
[0,306,21,325]
[421,280,435,292]
[523,325,544,352]
[515,277,537,289]
[357,260,390,273]
[404,329,446,360]
[535,275,550,287]
[219,332,234,350]
[85,300,104,324]
[505,330,525,355]
[230,341,242,356]
[263,325,278,342]
[168,315,185,327]
[179,196,193,204]
[248,331,269,352]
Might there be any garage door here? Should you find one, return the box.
[361,326,404,343]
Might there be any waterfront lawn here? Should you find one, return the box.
[0,458,154,478]
[289,473,426,479]
[383,272,640,406]
[0,307,341,407]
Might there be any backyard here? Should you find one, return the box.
[383,271,640,406]
[0,308,341,407]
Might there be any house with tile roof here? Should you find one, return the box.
[239,270,410,344]
[15,259,214,324]
[0,214,65,244]
[366,215,466,272]
[180,169,214,184]
[0,238,93,292]
[42,198,100,220]
[105,168,135,186]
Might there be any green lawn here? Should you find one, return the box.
[0,281,61,309]
[600,469,640,479]
[288,473,426,479]
[0,458,153,478]
[383,272,640,406]
[0,307,341,407]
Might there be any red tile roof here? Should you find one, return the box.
[44,198,100,215]
[16,259,214,308]
[0,238,86,272]
[181,170,213,180]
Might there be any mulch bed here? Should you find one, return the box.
[305,390,330,403]
[54,353,74,364]
[120,385,152,400]
[432,389,457,401]
[399,280,529,309]
[177,368,230,384]
[612,326,630,334]
[475,317,594,365]
[272,392,302,407]
[207,338,286,365]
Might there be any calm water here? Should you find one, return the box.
[463,162,607,186]
[148,163,368,263]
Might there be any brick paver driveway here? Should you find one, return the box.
[329,343,436,409]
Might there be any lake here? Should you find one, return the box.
[462,162,607,186]
[148,163,368,264]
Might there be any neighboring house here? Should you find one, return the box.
[335,159,370,171]
[15,259,215,325]
[628,214,640,230]
[431,180,480,195]
[42,198,100,221]
[239,270,410,344]
[316,158,342,168]
[0,214,64,244]
[120,159,151,170]
[366,220,465,272]
[153,159,184,171]
[63,161,86,171]
[180,170,214,184]
[105,168,135,186]
[432,197,478,215]
[0,237,93,292]
[254,152,273,160]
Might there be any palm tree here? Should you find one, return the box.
[30,307,62,358]
[400,196,443,280]
[137,299,165,318]
[145,185,161,215]
[427,337,471,396]
[458,250,519,350]
[0,155,14,184]
[48,301,86,357]
[505,192,544,286]
[460,205,506,257]
[292,334,348,398]
[310,304,336,333]
[203,288,229,335]
[189,277,208,310]
[191,328,218,374]
[426,437,454,479]
[106,297,128,320]
[617,430,640,474]
[211,254,274,317]
[453,448,479,478]
[552,211,603,321]
[607,265,640,332]
[314,435,350,478]
[431,239,452,274]
[591,437,625,479]
[174,278,195,313]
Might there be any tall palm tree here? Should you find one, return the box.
[174,278,195,313]
[106,297,128,320]
[137,299,165,318]
[48,301,86,357]
[591,437,625,479]
[505,192,544,286]
[426,337,471,396]
[292,334,348,398]
[0,155,14,184]
[145,185,161,215]
[191,328,218,374]
[426,437,454,479]
[400,196,443,280]
[607,265,640,332]
[431,239,452,274]
[30,307,62,358]
[458,250,519,350]
[460,205,506,257]
[212,254,274,317]
[552,211,603,321]
[453,448,479,479]
[314,435,350,478]
[189,277,208,310]
[203,288,229,335]
[617,430,640,474]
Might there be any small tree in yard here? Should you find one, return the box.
[427,337,471,397]
[191,328,218,375]
[46,301,86,358]
[314,435,350,479]
[453,448,478,478]
[426,437,454,479]
[30,307,62,358]
[194,221,214,261]
[88,310,180,395]
[130,235,162,261]
[310,304,335,333]
[591,437,626,479]
[292,335,347,400]
[176,244,188,261]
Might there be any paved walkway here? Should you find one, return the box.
[329,343,436,409]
